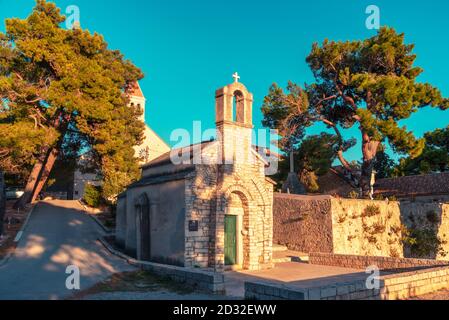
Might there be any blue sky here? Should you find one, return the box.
[1,0,448,163]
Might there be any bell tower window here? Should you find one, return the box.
[232,90,245,123]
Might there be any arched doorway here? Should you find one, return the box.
[224,191,249,269]
[136,193,150,261]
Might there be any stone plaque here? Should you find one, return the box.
[188,220,199,232]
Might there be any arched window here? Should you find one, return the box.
[232,90,245,123]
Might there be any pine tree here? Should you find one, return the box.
[0,0,145,207]
[394,126,449,176]
[262,27,449,197]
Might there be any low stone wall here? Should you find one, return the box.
[273,193,333,253]
[139,260,225,293]
[245,281,306,300]
[309,252,449,270]
[245,265,449,300]
[380,266,449,299]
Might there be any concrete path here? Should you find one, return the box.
[0,200,135,300]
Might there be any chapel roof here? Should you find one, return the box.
[141,140,278,170]
[141,140,215,169]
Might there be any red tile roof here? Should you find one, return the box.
[374,172,449,198]
[126,81,144,98]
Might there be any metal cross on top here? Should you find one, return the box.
[232,72,240,83]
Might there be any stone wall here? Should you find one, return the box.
[331,198,403,258]
[309,252,449,270]
[273,195,449,260]
[123,179,187,264]
[399,201,449,260]
[273,193,333,253]
[0,172,5,236]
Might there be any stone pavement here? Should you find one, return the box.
[224,262,368,298]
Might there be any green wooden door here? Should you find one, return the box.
[224,215,237,265]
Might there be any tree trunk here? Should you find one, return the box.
[13,157,46,209]
[30,147,59,203]
[360,133,380,198]
[14,114,67,209]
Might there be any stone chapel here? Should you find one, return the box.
[116,76,274,271]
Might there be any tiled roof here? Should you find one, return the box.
[141,140,215,169]
[374,172,449,198]
[126,81,144,98]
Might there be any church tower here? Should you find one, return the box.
[126,81,170,164]
[215,73,254,165]
[127,81,146,122]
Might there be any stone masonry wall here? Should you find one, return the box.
[184,147,274,271]
[331,199,449,260]
[309,252,449,270]
[331,198,404,258]
[399,201,449,260]
[273,193,333,253]
[274,195,449,260]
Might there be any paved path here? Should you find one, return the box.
[0,200,135,300]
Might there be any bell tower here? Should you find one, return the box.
[127,81,146,123]
[215,73,254,164]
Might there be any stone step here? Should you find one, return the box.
[272,244,288,252]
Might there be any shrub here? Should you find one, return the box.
[401,225,447,258]
[348,190,359,199]
[390,248,400,258]
[371,220,386,234]
[362,204,381,217]
[337,213,347,223]
[373,194,384,201]
[390,225,401,235]
[83,184,102,208]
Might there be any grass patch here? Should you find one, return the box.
[71,270,196,299]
